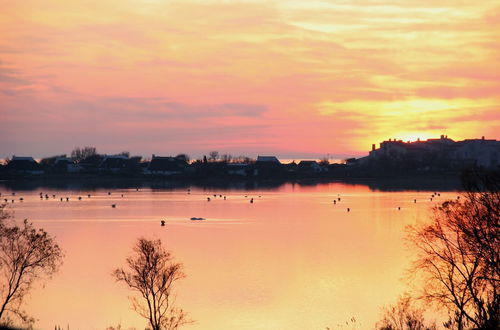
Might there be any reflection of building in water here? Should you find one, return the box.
[366,135,500,169]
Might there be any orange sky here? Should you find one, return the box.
[1,0,499,159]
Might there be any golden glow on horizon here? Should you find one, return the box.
[393,133,435,143]
[316,98,498,116]
[0,0,499,158]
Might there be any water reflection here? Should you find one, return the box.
[0,176,461,192]
[0,182,457,329]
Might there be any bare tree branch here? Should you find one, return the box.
[0,203,63,328]
[112,238,190,330]
[407,170,499,329]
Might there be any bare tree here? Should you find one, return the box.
[407,170,499,329]
[208,151,219,162]
[70,146,97,163]
[113,238,188,330]
[220,154,232,163]
[0,203,63,327]
[319,156,330,166]
[375,294,437,330]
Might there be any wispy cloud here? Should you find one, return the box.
[0,0,499,158]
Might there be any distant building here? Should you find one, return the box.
[227,163,254,176]
[99,155,129,173]
[54,157,82,173]
[344,158,359,166]
[297,160,327,173]
[5,156,44,175]
[255,155,283,176]
[256,156,281,163]
[453,137,500,168]
[145,155,187,175]
[367,135,500,169]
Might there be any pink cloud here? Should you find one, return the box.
[1,0,499,159]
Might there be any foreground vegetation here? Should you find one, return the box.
[113,239,189,330]
[374,170,499,330]
[0,204,63,328]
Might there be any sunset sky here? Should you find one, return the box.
[1,0,499,160]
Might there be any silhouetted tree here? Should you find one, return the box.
[220,154,232,163]
[407,170,499,329]
[112,238,188,330]
[71,146,97,163]
[231,155,253,164]
[0,203,63,328]
[319,157,330,166]
[245,156,254,163]
[208,151,219,162]
[375,294,437,330]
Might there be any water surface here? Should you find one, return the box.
[1,182,455,329]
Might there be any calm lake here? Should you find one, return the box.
[1,181,458,329]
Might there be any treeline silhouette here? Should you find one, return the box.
[2,145,486,182]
